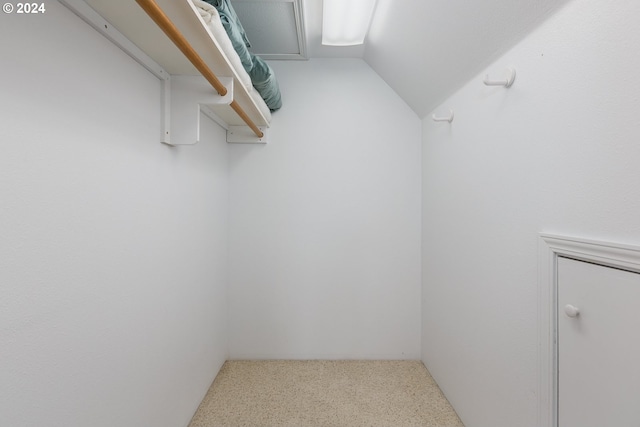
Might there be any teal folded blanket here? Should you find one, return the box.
[205,0,282,111]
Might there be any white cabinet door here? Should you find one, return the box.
[558,257,640,427]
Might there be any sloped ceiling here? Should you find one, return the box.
[363,0,573,118]
[236,0,573,118]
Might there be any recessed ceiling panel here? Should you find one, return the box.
[232,0,307,60]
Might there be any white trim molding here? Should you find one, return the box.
[537,233,640,427]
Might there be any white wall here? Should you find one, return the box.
[228,59,422,359]
[0,4,229,427]
[421,1,640,426]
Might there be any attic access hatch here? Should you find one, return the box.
[233,0,308,60]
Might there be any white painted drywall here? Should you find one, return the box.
[421,1,640,426]
[228,59,422,359]
[0,3,229,427]
[364,0,572,118]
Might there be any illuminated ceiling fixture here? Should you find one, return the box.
[322,0,377,46]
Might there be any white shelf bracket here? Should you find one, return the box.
[161,75,234,147]
[161,78,171,145]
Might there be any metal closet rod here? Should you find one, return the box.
[135,0,264,138]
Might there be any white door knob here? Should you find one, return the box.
[564,304,580,318]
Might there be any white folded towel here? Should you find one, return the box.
[192,0,217,24]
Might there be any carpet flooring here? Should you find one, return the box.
[188,360,464,427]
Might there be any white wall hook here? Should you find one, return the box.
[432,109,454,123]
[483,67,516,87]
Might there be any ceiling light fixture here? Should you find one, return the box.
[322,0,377,46]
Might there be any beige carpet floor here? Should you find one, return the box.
[188,360,464,427]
